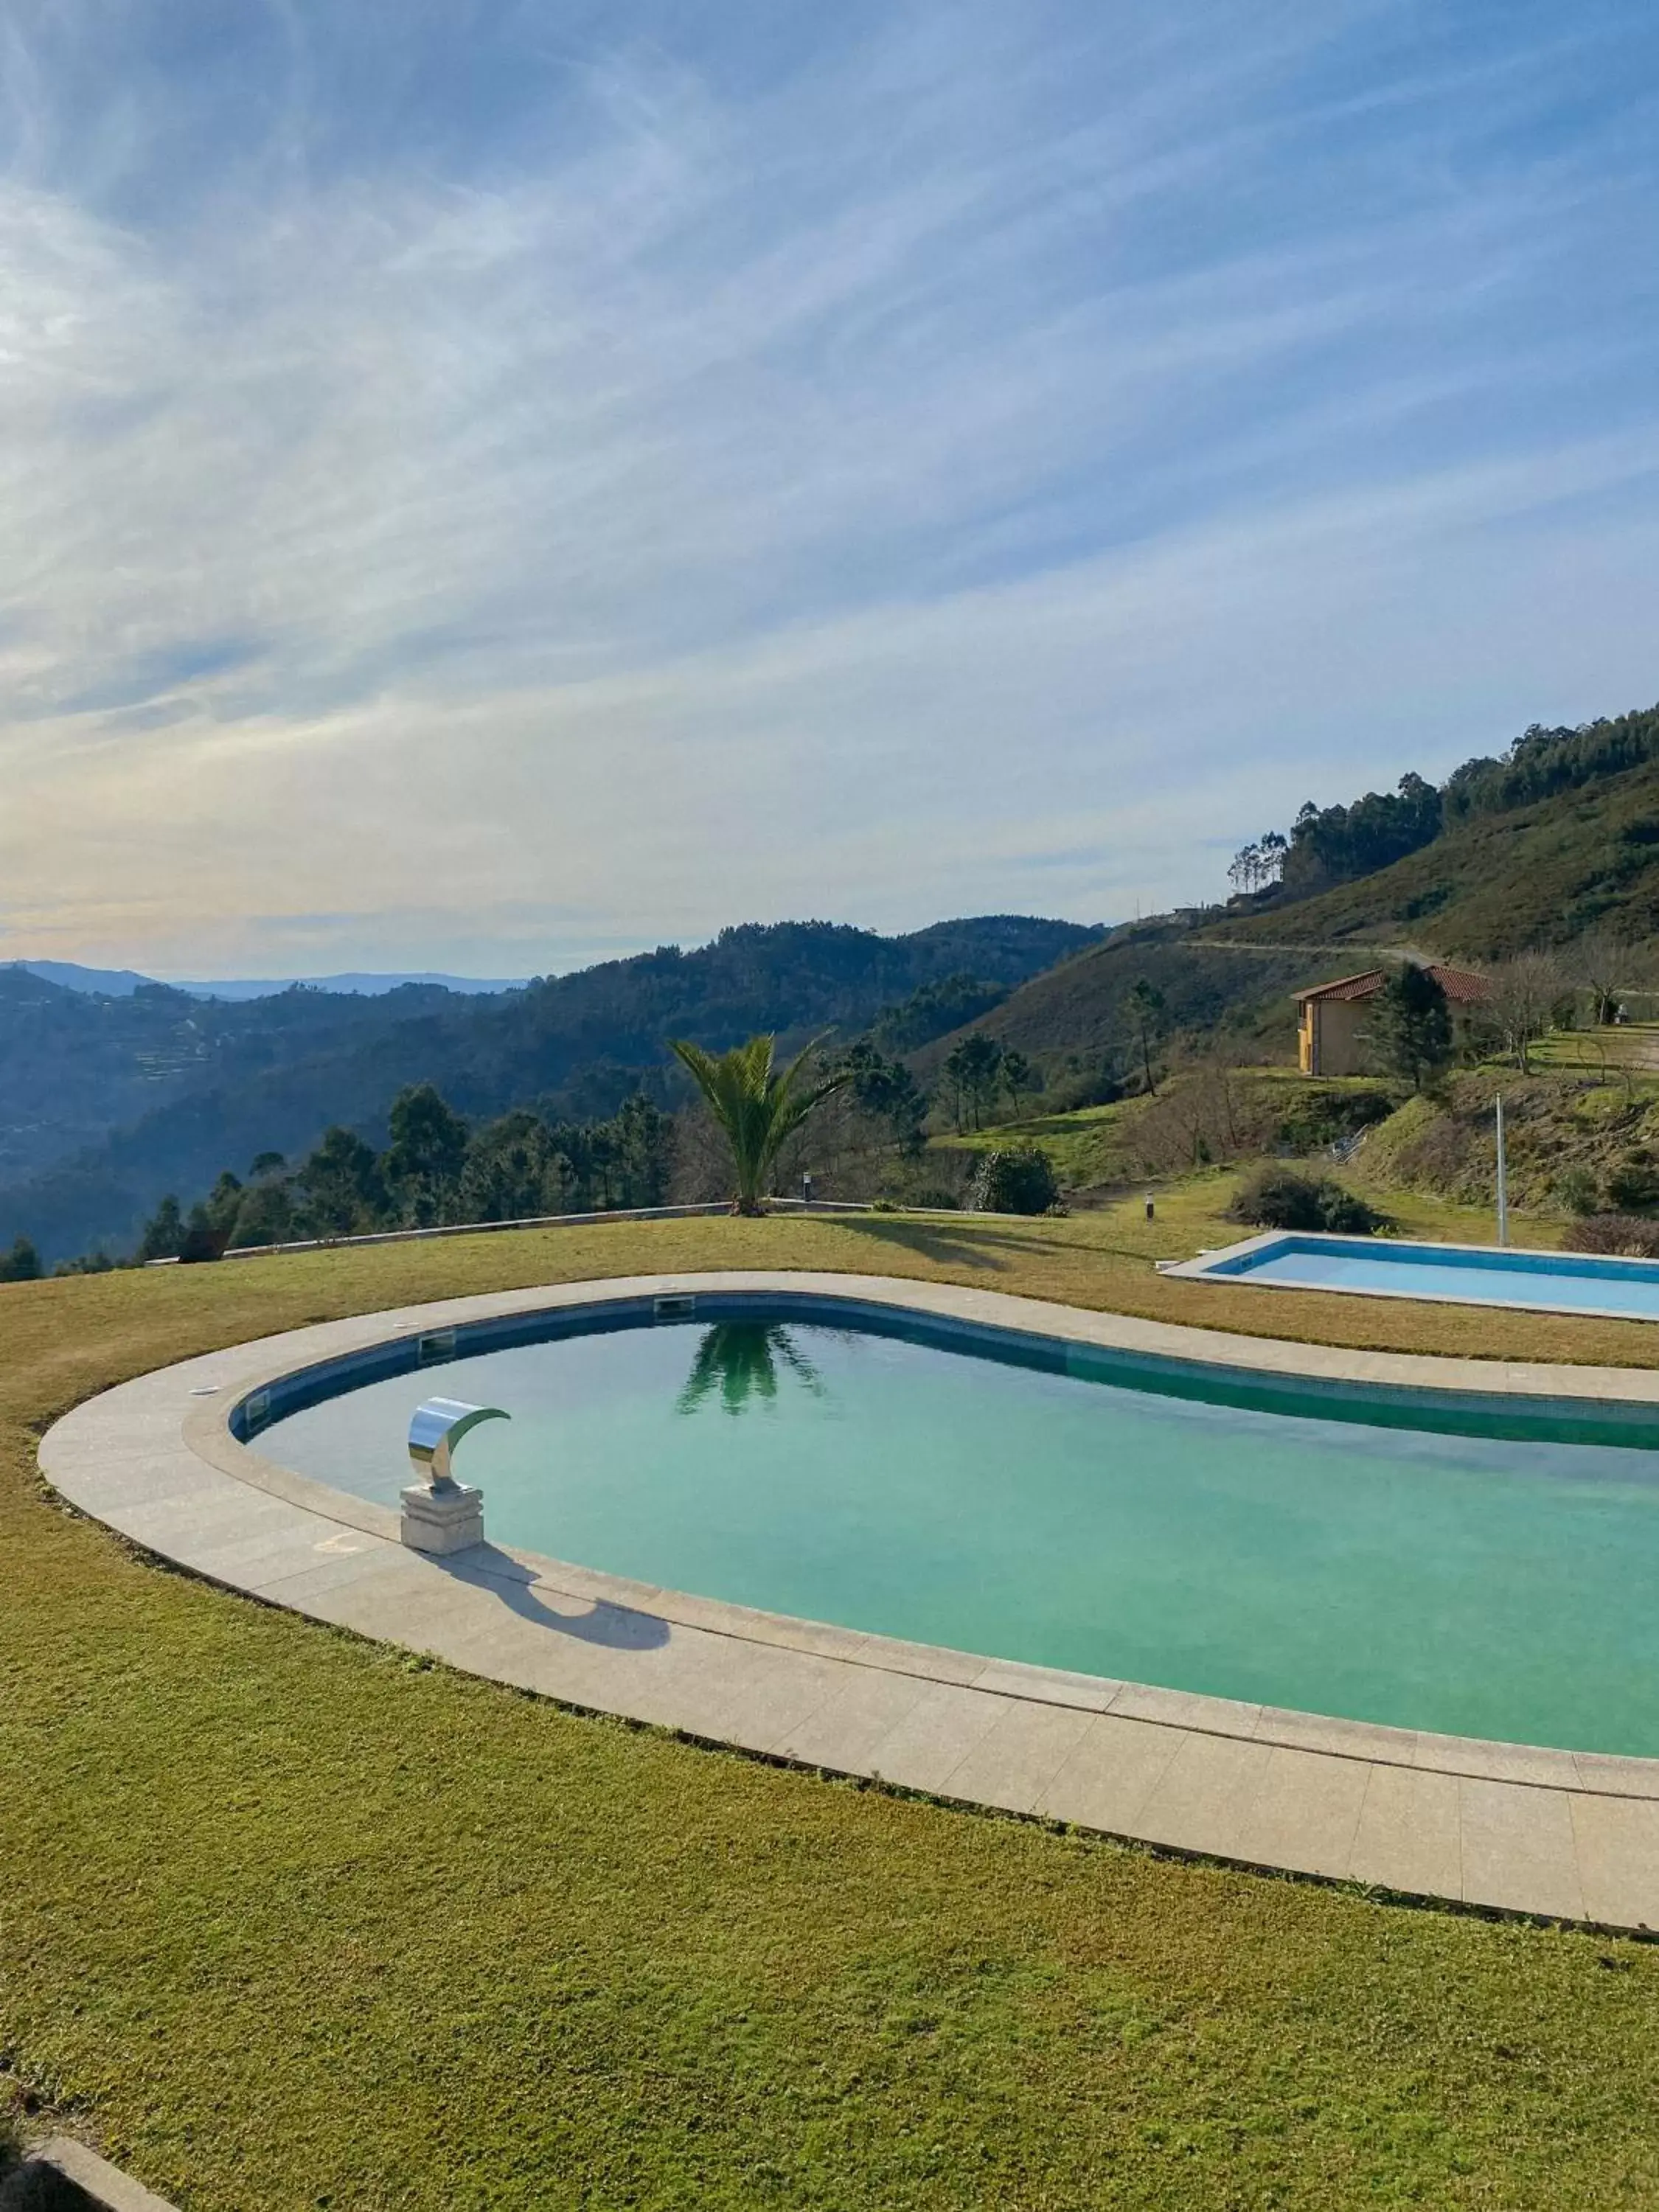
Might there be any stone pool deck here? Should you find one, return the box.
[38,1270,1659,1935]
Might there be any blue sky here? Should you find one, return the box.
[2,0,1657,977]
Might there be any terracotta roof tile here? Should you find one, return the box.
[1293,962,1487,1006]
[1293,969,1385,1004]
[1428,964,1489,1004]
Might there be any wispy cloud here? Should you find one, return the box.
[1,0,1656,973]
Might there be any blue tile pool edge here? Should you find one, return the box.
[233,1282,1659,1457]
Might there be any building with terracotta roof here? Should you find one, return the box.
[1293,963,1487,1077]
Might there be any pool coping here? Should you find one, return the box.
[1166,1228,1659,1326]
[38,1268,1659,1934]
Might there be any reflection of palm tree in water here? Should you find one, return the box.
[675,1324,826,1416]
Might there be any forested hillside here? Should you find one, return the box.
[911,923,1310,1077]
[905,694,1659,1107]
[1221,698,1659,933]
[1214,750,1659,957]
[0,969,464,1186]
[0,916,1095,1262]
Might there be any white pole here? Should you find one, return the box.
[1495,1093,1509,1248]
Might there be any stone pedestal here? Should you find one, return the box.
[400,1480,484,1554]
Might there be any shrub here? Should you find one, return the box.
[0,1235,41,1283]
[1318,1183,1388,1234]
[1562,1213,1659,1259]
[178,1206,230,1264]
[1607,1155,1659,1211]
[1227,1166,1386,1236]
[1553,1164,1601,1215]
[52,1250,116,1277]
[967,1145,1059,1214]
[1042,1062,1123,1114]
[1274,1088,1395,1154]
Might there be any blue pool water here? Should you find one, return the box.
[251,1298,1659,1754]
[1186,1234,1659,1320]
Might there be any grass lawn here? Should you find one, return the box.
[930,1098,1144,1187]
[1132,1162,1570,1253]
[7,1208,1659,2209]
[1529,1025,1659,1079]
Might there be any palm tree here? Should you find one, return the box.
[668,1033,848,1214]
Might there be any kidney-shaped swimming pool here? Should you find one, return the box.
[248,1293,1659,1757]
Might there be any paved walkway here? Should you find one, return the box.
[38,1270,1659,1933]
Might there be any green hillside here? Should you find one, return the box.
[910,923,1315,1079]
[900,703,1659,1113]
[1213,752,1659,959]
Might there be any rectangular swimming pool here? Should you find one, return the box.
[1169,1231,1659,1323]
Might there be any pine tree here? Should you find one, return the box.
[1367,964,1453,1090]
[138,1194,186,1262]
[1127,978,1167,1095]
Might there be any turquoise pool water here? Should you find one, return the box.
[1183,1231,1659,1319]
[257,1310,1659,1755]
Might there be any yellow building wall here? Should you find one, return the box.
[1300,988,1481,1079]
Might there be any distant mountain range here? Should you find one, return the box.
[0,916,1100,1262]
[7,961,527,1000]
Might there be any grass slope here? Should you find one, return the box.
[910,927,1312,1082]
[7,1214,1659,2210]
[934,1071,1398,1194]
[1213,754,1659,959]
[1358,1065,1659,1217]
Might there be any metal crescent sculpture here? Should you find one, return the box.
[407,1397,510,1489]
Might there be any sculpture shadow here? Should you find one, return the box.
[433,1541,671,1649]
